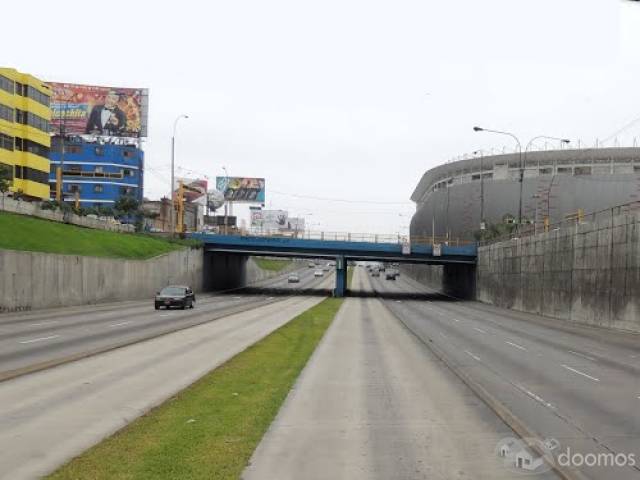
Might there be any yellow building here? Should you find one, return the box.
[0,67,51,200]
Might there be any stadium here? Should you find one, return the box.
[410,147,640,240]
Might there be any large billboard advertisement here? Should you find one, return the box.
[173,178,208,206]
[49,82,149,138]
[215,176,265,203]
[250,209,288,230]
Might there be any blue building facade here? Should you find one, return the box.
[49,136,143,208]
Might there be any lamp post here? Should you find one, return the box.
[473,128,570,230]
[473,126,523,225]
[473,150,487,231]
[170,114,188,235]
[222,166,230,234]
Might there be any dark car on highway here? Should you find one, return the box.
[154,285,196,310]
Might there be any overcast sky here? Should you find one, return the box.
[5,0,640,233]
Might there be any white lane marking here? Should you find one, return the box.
[567,350,596,362]
[516,384,555,410]
[267,297,274,300]
[159,314,170,317]
[440,332,448,339]
[233,296,242,300]
[505,341,527,351]
[109,321,132,327]
[453,318,460,322]
[30,321,58,327]
[474,327,487,334]
[19,335,61,344]
[465,350,481,361]
[561,364,600,382]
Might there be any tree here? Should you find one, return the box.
[0,163,12,210]
[114,195,140,217]
[114,195,143,231]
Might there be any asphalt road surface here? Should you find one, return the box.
[0,265,331,379]
[0,271,335,479]
[244,268,555,480]
[366,270,640,480]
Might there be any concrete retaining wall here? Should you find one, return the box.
[1,196,135,233]
[477,210,640,333]
[0,248,202,313]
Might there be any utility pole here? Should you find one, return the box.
[170,114,188,235]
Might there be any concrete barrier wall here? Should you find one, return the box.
[1,197,135,233]
[0,248,203,313]
[477,210,640,333]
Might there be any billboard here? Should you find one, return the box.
[251,209,288,230]
[215,176,265,203]
[286,217,305,231]
[173,178,208,206]
[49,82,149,138]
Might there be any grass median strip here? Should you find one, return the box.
[48,297,344,480]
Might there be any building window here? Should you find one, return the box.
[471,174,481,181]
[22,167,49,185]
[15,109,50,133]
[14,82,27,97]
[123,168,133,177]
[0,133,14,151]
[94,146,104,156]
[123,149,136,158]
[94,184,104,193]
[14,137,49,159]
[574,166,592,176]
[0,75,14,94]
[0,103,13,122]
[539,167,552,175]
[557,167,572,174]
[95,166,104,174]
[68,184,81,193]
[67,145,82,154]
[27,85,50,107]
[119,186,134,196]
[15,166,23,179]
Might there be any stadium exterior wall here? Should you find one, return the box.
[410,147,640,241]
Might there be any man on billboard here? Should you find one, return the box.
[85,90,127,135]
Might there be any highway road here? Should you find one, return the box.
[0,267,335,479]
[244,268,555,480]
[365,270,640,480]
[0,264,331,379]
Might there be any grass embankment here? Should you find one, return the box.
[49,297,344,480]
[0,212,186,259]
[253,256,292,272]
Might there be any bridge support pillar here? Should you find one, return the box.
[333,255,347,297]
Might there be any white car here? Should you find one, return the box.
[314,269,324,277]
[288,274,300,283]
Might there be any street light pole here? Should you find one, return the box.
[170,114,188,235]
[222,166,229,234]
[473,150,486,231]
[473,126,523,225]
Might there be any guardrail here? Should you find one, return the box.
[204,227,475,247]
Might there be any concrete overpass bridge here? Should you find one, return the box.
[189,232,477,297]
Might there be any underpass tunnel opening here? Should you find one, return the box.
[347,260,477,301]
[202,251,342,297]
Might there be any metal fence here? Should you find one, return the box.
[479,200,640,246]
[214,227,474,247]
